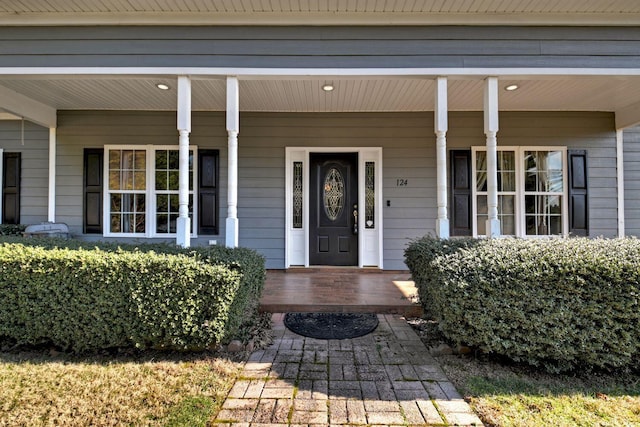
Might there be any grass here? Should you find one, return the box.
[0,349,244,426]
[414,320,640,427]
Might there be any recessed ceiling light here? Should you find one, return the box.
[156,83,170,90]
[505,84,519,91]
[322,84,334,92]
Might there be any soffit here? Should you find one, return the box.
[1,76,640,113]
[1,1,640,25]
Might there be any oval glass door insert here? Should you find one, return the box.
[323,167,345,221]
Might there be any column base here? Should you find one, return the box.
[436,218,450,239]
[226,217,239,248]
[486,218,501,238]
[176,217,191,248]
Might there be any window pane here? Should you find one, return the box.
[168,171,179,191]
[365,161,375,229]
[168,150,179,170]
[121,150,134,170]
[109,150,120,169]
[477,216,487,235]
[500,195,514,214]
[110,194,121,212]
[293,162,303,228]
[476,195,487,215]
[476,151,487,191]
[155,150,167,169]
[498,152,516,192]
[109,171,120,190]
[156,214,168,233]
[123,170,134,190]
[135,151,146,170]
[134,171,146,190]
[502,215,515,235]
[156,171,167,191]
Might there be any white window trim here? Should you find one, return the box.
[471,146,568,238]
[103,144,198,238]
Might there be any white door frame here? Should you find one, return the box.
[285,146,383,268]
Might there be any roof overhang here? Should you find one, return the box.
[1,1,640,26]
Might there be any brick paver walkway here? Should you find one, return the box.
[215,313,483,426]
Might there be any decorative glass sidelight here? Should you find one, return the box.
[365,162,375,228]
[323,167,345,221]
[293,162,303,228]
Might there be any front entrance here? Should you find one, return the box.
[309,153,358,265]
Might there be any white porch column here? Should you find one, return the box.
[47,127,56,222]
[484,77,501,237]
[176,76,191,248]
[226,76,240,248]
[435,77,449,238]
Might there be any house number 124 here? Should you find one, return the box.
[396,179,408,187]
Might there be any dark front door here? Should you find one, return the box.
[310,153,358,266]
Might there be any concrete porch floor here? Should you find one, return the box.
[259,269,423,317]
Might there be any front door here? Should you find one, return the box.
[309,153,358,266]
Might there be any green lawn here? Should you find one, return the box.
[0,350,243,426]
[437,354,640,427]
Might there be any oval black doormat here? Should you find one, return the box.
[284,312,379,340]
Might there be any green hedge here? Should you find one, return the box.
[0,238,265,352]
[0,224,25,236]
[405,237,640,372]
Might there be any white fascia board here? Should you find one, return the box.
[616,100,640,130]
[0,84,56,128]
[1,12,640,27]
[1,67,640,79]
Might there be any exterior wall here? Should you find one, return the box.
[624,126,640,237]
[55,110,618,269]
[1,26,639,69]
[0,120,49,224]
[55,111,228,245]
[447,111,618,239]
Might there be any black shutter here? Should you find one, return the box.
[83,148,103,234]
[568,150,588,236]
[198,149,219,235]
[2,152,21,224]
[450,150,472,236]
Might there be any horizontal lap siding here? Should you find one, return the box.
[624,126,640,237]
[448,112,618,238]
[0,121,48,224]
[56,111,228,243]
[239,112,433,269]
[55,110,616,269]
[0,26,639,69]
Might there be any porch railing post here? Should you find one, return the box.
[484,76,501,238]
[48,127,56,222]
[176,76,191,248]
[435,76,449,238]
[226,76,240,248]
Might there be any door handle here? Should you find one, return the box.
[352,204,358,235]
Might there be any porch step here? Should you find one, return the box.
[259,302,423,317]
[259,270,423,318]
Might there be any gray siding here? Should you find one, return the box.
[624,126,640,237]
[55,110,618,270]
[1,26,639,68]
[448,112,618,239]
[0,120,49,224]
[56,111,228,244]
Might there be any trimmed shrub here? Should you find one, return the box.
[0,224,26,236]
[0,239,265,352]
[405,237,640,372]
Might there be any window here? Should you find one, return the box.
[471,147,567,237]
[104,146,197,237]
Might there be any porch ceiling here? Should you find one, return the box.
[1,0,639,26]
[1,76,640,118]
